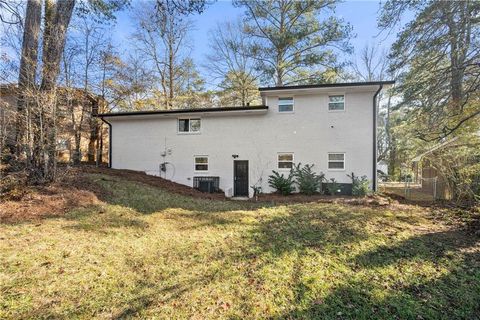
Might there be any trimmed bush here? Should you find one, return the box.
[293,163,324,195]
[325,178,340,196]
[348,172,371,196]
[268,170,295,195]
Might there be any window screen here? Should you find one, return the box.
[278,153,294,169]
[328,95,345,111]
[328,153,345,169]
[278,97,294,112]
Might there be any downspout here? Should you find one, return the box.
[372,84,383,192]
[99,117,112,168]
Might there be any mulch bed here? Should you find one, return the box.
[254,192,395,207]
[0,184,100,224]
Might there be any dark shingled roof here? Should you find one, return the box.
[258,80,395,91]
[96,105,268,117]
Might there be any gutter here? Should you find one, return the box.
[259,80,395,91]
[96,105,268,118]
[99,117,112,168]
[372,84,383,192]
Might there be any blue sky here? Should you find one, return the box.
[111,0,403,70]
[0,0,409,85]
[1,0,406,85]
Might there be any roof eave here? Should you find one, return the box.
[96,105,269,118]
[258,81,395,92]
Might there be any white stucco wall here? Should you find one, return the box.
[106,86,379,197]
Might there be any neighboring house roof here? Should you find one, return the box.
[411,137,459,162]
[258,81,395,92]
[96,105,269,118]
[0,83,104,104]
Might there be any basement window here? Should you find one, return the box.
[278,153,294,169]
[178,118,201,133]
[278,97,294,112]
[328,153,345,170]
[194,156,208,171]
[328,95,345,111]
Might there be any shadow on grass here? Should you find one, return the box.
[110,279,194,319]
[354,228,480,268]
[272,258,480,319]
[63,205,149,233]
[267,226,480,319]
[89,174,268,215]
[248,204,374,257]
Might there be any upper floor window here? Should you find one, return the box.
[278,97,294,112]
[328,95,345,111]
[178,118,201,133]
[328,153,345,170]
[278,153,294,169]
[194,156,208,171]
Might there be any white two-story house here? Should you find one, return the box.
[98,81,394,197]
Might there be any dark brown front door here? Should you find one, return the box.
[234,160,249,197]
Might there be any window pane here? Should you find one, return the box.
[328,161,344,169]
[279,97,294,112]
[195,157,208,164]
[179,119,189,132]
[195,157,208,171]
[329,95,344,103]
[329,102,344,110]
[328,153,344,161]
[195,164,208,171]
[190,119,201,132]
[278,162,293,169]
[279,104,293,112]
[278,154,293,161]
[279,97,293,104]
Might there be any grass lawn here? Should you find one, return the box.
[1,173,479,319]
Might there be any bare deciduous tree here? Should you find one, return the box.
[205,20,260,106]
[132,2,194,109]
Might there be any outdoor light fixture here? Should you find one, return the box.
[232,154,239,159]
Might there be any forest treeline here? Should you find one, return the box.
[0,0,479,204]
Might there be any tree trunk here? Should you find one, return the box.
[98,125,104,164]
[30,0,75,182]
[88,121,98,163]
[168,44,174,108]
[73,131,81,164]
[15,0,42,160]
[388,136,397,179]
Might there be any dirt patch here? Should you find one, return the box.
[0,184,100,224]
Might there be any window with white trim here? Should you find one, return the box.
[328,95,345,111]
[178,118,201,133]
[328,153,345,170]
[194,156,208,171]
[278,97,294,112]
[278,153,294,169]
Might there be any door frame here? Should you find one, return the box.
[233,160,249,197]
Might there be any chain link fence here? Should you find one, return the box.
[379,176,449,202]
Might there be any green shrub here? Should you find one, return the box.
[326,178,340,196]
[293,163,324,195]
[268,170,295,195]
[347,172,371,196]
